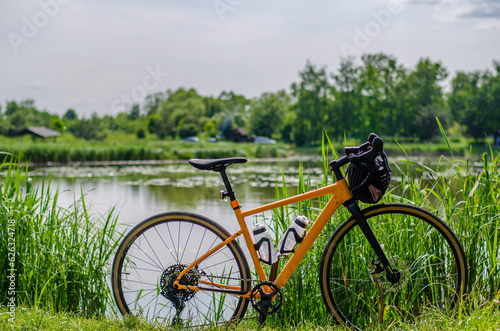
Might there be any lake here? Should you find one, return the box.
[29,155,477,236]
[30,158,327,235]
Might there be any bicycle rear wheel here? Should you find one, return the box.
[319,203,467,330]
[112,212,251,327]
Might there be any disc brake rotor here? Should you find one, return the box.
[371,257,409,292]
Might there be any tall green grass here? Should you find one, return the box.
[0,154,123,316]
[265,136,352,326]
[263,136,500,327]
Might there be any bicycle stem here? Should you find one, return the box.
[344,200,400,284]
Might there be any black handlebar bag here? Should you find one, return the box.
[347,152,392,204]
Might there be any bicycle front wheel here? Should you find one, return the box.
[112,212,251,327]
[319,203,467,330]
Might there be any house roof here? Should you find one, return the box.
[234,127,248,136]
[23,127,61,138]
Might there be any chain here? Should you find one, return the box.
[199,271,263,284]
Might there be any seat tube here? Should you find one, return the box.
[345,200,400,282]
[218,168,236,201]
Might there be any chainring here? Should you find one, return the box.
[250,281,283,315]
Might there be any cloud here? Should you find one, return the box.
[459,3,500,19]
[26,81,52,90]
[407,0,500,21]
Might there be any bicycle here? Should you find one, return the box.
[111,134,468,330]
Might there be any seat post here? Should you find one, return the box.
[218,168,236,201]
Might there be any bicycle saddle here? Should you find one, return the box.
[189,157,247,171]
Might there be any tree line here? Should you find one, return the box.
[1,53,499,145]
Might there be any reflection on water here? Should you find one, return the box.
[29,156,478,234]
[30,159,324,233]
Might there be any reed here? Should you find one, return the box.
[0,139,288,165]
[0,154,123,316]
[264,135,500,327]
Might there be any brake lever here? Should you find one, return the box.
[344,142,370,155]
[346,137,383,164]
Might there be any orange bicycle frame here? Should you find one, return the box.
[174,178,353,295]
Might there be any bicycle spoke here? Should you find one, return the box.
[113,213,250,327]
[320,204,466,330]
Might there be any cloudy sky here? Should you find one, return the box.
[1,0,499,117]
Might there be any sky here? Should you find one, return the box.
[1,0,499,117]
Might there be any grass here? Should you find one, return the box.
[0,154,123,316]
[2,301,500,330]
[256,133,500,328]
[0,134,290,164]
[2,131,500,329]
[0,133,497,166]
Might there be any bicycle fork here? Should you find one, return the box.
[345,200,401,284]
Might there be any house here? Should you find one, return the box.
[21,127,61,141]
[232,127,248,142]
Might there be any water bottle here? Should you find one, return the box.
[278,215,309,256]
[253,224,278,265]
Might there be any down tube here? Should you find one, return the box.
[274,194,344,287]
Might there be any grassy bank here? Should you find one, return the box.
[2,303,500,330]
[2,134,500,329]
[0,134,290,165]
[0,133,497,165]
[0,154,122,316]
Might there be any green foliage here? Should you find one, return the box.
[262,140,500,328]
[0,155,122,316]
[1,100,59,136]
[249,90,291,139]
[63,108,78,121]
[0,137,291,164]
[50,118,65,133]
[449,63,500,140]
[3,302,500,330]
[290,61,331,146]
[1,54,500,146]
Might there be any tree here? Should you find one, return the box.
[291,61,332,146]
[2,99,58,134]
[249,90,291,139]
[448,64,500,140]
[51,118,65,133]
[144,92,166,116]
[357,53,404,137]
[160,88,206,138]
[332,57,361,139]
[146,114,164,138]
[63,109,78,121]
[69,113,107,140]
[404,58,448,140]
[129,104,140,120]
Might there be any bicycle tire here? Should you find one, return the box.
[319,203,467,330]
[112,211,251,327]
